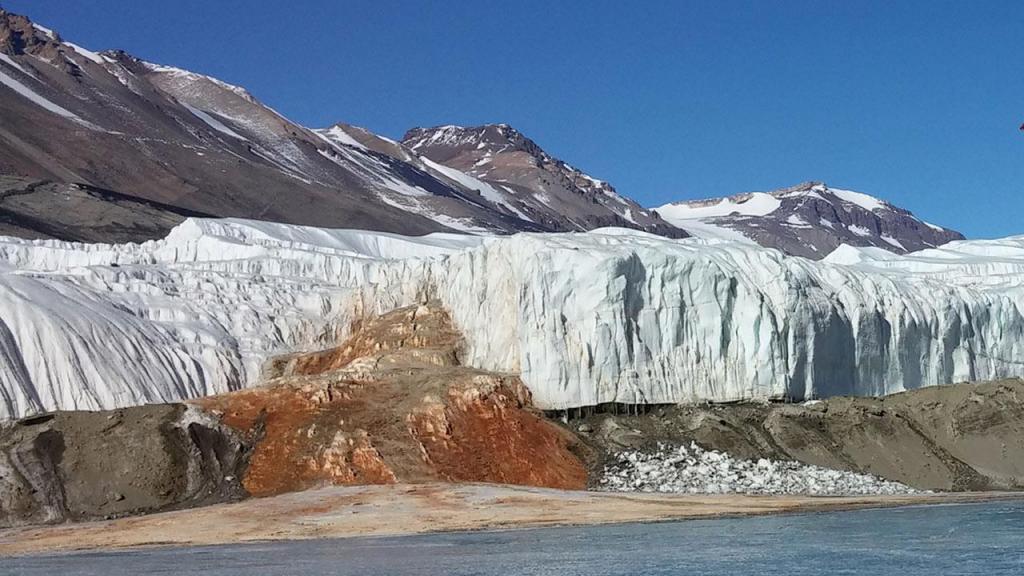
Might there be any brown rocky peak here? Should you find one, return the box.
[0,10,60,56]
[0,10,86,78]
[403,123,544,159]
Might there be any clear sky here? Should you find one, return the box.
[4,0,1022,238]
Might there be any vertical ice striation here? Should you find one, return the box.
[2,218,1024,419]
[419,230,1024,408]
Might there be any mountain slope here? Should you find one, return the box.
[0,9,685,239]
[402,124,685,237]
[0,10,558,237]
[0,174,211,242]
[656,182,963,258]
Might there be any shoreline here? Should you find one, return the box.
[2,483,1020,557]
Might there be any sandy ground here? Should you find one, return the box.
[1,483,1019,557]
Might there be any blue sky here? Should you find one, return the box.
[5,0,1022,237]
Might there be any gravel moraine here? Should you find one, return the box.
[600,442,924,496]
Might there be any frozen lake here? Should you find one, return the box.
[5,501,1023,575]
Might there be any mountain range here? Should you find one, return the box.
[0,8,962,256]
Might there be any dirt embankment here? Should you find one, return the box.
[0,404,248,528]
[577,379,1024,491]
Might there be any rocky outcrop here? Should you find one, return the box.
[0,404,249,528]
[195,303,587,497]
[580,378,1024,492]
[0,10,66,63]
[0,302,587,527]
[407,377,586,489]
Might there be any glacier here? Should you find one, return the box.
[2,217,1024,419]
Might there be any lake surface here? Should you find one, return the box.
[4,501,1023,575]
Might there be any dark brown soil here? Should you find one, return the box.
[0,404,249,528]
[575,379,1024,492]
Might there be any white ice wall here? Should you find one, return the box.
[2,218,1024,419]
[420,231,1024,408]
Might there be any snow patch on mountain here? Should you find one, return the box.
[141,61,256,103]
[317,125,368,150]
[31,23,57,40]
[832,187,887,212]
[657,192,781,221]
[881,235,904,250]
[664,219,753,244]
[182,103,247,141]
[0,53,28,75]
[419,156,533,221]
[0,69,101,130]
[64,41,105,64]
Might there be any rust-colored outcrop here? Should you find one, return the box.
[194,303,587,497]
[195,379,398,497]
[408,380,586,489]
[279,304,462,377]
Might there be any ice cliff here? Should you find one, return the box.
[2,218,1024,419]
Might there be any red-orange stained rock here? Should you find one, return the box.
[196,382,398,497]
[408,381,588,490]
[194,302,588,497]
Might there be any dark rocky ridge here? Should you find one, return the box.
[0,11,530,237]
[0,175,211,242]
[0,9,680,240]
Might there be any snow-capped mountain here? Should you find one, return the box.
[0,10,681,239]
[656,182,963,259]
[0,10,544,236]
[2,217,1023,420]
[402,124,684,236]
